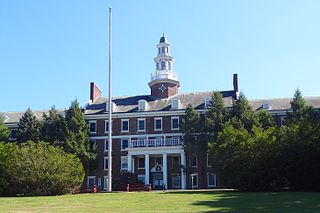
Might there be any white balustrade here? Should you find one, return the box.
[129,138,182,148]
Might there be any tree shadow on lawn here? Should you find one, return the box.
[168,191,320,213]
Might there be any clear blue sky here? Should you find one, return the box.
[1,0,320,112]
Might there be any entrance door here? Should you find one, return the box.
[152,172,163,189]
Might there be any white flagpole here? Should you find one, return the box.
[107,6,113,192]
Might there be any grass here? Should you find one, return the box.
[1,190,320,212]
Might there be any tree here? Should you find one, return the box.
[256,110,275,129]
[287,89,312,123]
[16,108,41,143]
[0,118,9,142]
[205,91,228,142]
[41,106,66,145]
[1,141,84,196]
[64,100,96,164]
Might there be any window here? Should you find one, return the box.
[9,129,17,140]
[121,139,129,150]
[172,174,181,188]
[104,176,108,191]
[190,155,198,168]
[89,120,96,134]
[171,156,180,168]
[121,119,129,132]
[138,157,145,169]
[87,176,96,189]
[121,156,128,170]
[104,157,108,170]
[207,173,216,187]
[137,118,146,132]
[281,116,286,126]
[154,117,162,131]
[171,117,179,130]
[191,173,198,188]
[98,178,101,186]
[161,61,166,70]
[205,97,212,108]
[104,120,109,133]
[104,140,109,151]
[168,61,171,70]
[171,99,180,110]
[138,100,148,111]
[138,174,145,184]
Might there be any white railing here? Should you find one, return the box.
[151,71,178,81]
[129,138,183,148]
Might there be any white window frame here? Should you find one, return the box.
[207,173,217,187]
[104,120,109,133]
[121,156,128,170]
[89,120,97,134]
[171,116,180,130]
[191,173,199,188]
[205,97,212,108]
[98,177,102,186]
[154,117,162,131]
[9,128,17,141]
[104,157,108,171]
[207,153,212,167]
[121,138,129,150]
[121,119,130,133]
[138,174,145,184]
[104,139,108,152]
[172,173,181,188]
[281,116,286,126]
[190,155,198,168]
[137,118,146,132]
[87,176,96,189]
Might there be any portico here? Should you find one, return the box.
[127,147,186,189]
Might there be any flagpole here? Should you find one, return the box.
[107,6,113,192]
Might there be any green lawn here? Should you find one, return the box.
[1,190,320,212]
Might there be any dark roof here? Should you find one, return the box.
[159,36,167,43]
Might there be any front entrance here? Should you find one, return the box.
[151,172,163,189]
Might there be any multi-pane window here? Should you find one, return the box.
[87,176,96,189]
[104,140,108,151]
[154,118,162,131]
[104,157,108,170]
[138,174,145,184]
[172,174,181,188]
[190,155,198,168]
[89,121,96,134]
[9,129,17,140]
[138,157,145,169]
[105,120,109,133]
[121,119,129,132]
[137,118,146,132]
[171,117,179,130]
[191,173,198,188]
[121,139,129,150]
[121,156,128,170]
[207,173,216,187]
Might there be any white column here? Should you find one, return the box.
[145,154,150,185]
[181,152,186,189]
[128,154,132,172]
[163,153,168,189]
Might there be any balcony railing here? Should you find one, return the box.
[129,138,183,148]
[151,71,178,81]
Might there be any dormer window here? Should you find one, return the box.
[138,100,148,111]
[205,97,212,108]
[171,98,180,110]
[106,102,117,112]
[262,101,269,109]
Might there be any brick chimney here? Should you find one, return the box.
[90,82,102,102]
[233,73,239,99]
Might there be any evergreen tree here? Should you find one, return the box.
[287,89,312,123]
[205,91,227,141]
[0,117,9,142]
[256,110,275,129]
[41,106,66,144]
[16,108,41,143]
[64,100,96,164]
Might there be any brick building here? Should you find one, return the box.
[2,35,320,191]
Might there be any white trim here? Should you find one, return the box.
[154,117,162,131]
[191,173,198,188]
[9,128,17,141]
[204,97,211,108]
[87,176,96,189]
[85,110,186,119]
[121,156,128,170]
[88,120,97,134]
[104,139,109,152]
[171,116,179,130]
[103,176,108,191]
[104,120,109,133]
[104,157,108,170]
[172,173,181,188]
[207,173,217,187]
[121,138,129,151]
[121,119,129,132]
[281,116,287,126]
[191,155,198,168]
[137,118,146,132]
[137,157,145,169]
[98,177,102,186]
[90,132,183,140]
